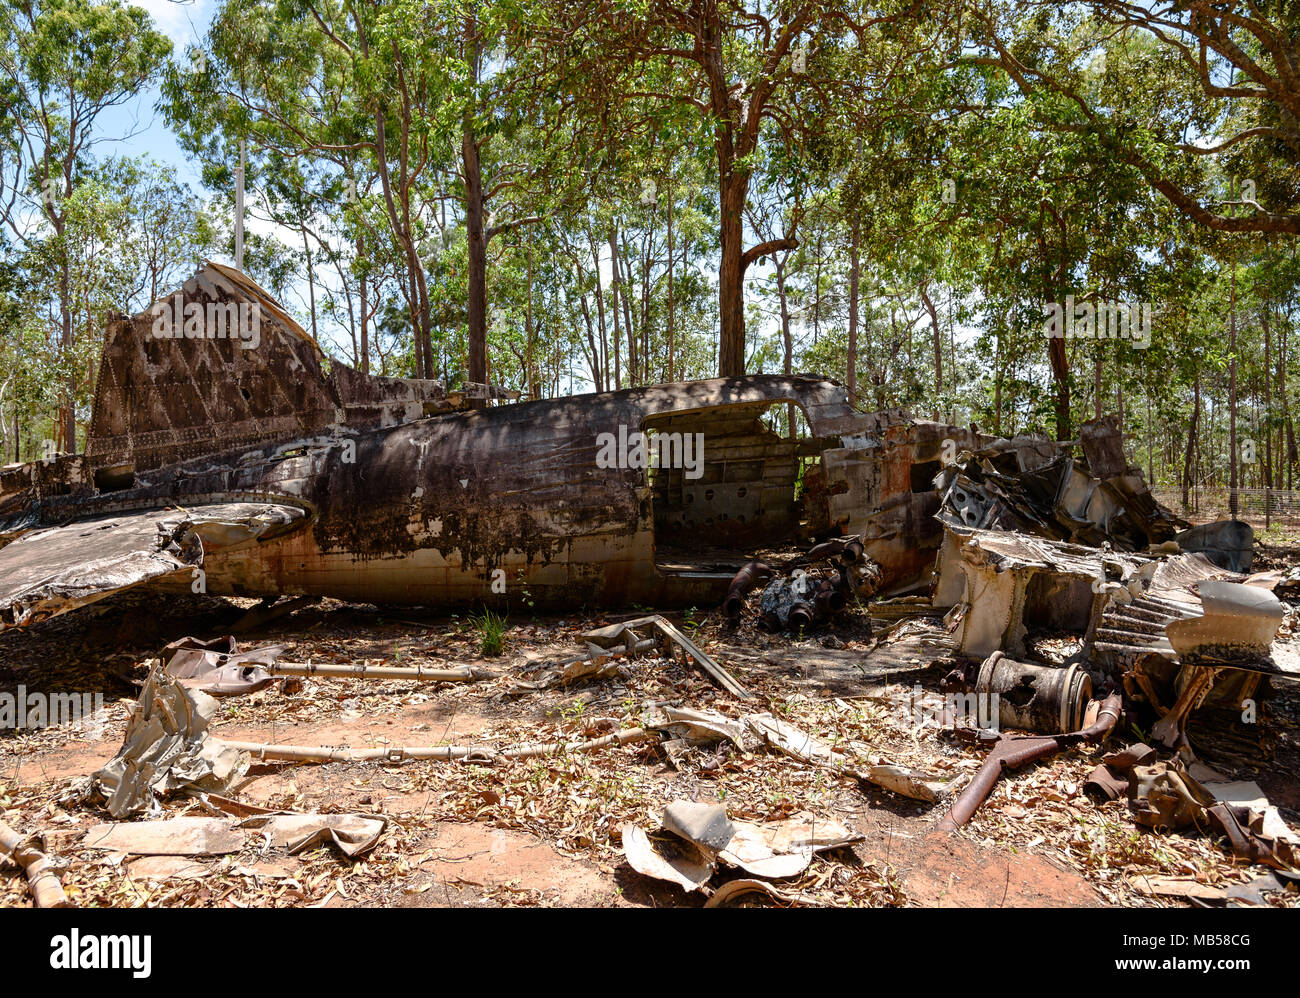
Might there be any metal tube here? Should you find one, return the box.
[936,693,1122,832]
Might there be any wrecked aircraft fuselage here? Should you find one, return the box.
[0,263,977,629]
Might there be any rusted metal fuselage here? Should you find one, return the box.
[2,264,979,626]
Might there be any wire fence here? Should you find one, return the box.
[1151,487,1300,521]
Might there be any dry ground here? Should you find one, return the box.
[1,579,1297,909]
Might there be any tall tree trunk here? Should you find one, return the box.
[462,13,488,401]
[1229,255,1239,517]
[588,228,610,391]
[301,226,318,342]
[463,121,487,396]
[921,287,943,421]
[613,228,636,383]
[60,267,75,453]
[1264,307,1273,489]
[1093,349,1103,419]
[847,220,859,399]
[666,175,675,382]
[718,173,747,377]
[607,227,623,388]
[1182,369,1200,510]
[1281,305,1295,489]
[777,257,795,439]
[525,240,537,399]
[994,324,1004,437]
[358,231,370,376]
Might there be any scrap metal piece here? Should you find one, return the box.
[935,526,1146,658]
[83,817,247,856]
[623,803,863,890]
[1176,520,1255,574]
[591,615,751,699]
[644,706,757,751]
[1165,582,1285,663]
[162,634,284,697]
[0,820,69,908]
[621,823,715,892]
[239,813,387,859]
[80,812,387,860]
[0,502,308,631]
[935,417,1184,553]
[936,693,1123,832]
[704,878,824,907]
[93,665,250,818]
[723,561,775,619]
[975,651,1092,734]
[663,802,736,852]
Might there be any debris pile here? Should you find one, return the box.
[2,383,1298,909]
[723,538,882,633]
[935,416,1185,551]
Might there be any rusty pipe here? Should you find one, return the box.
[813,580,847,617]
[723,561,775,618]
[804,539,849,564]
[788,603,815,629]
[0,820,69,908]
[936,692,1122,833]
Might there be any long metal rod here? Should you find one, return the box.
[219,726,656,765]
[260,661,492,682]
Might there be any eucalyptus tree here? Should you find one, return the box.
[551,0,956,378]
[0,0,170,450]
[968,1,1300,235]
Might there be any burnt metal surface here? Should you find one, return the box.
[0,502,307,629]
[934,525,1148,658]
[86,261,453,477]
[935,418,1185,551]
[1,263,936,627]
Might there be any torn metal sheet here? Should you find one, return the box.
[92,665,249,818]
[238,813,387,858]
[621,823,714,892]
[0,502,307,631]
[935,417,1184,552]
[644,706,758,751]
[1176,520,1255,574]
[1089,552,1299,750]
[623,802,863,890]
[83,817,247,856]
[704,878,825,907]
[934,526,1148,658]
[161,634,285,697]
[81,812,387,859]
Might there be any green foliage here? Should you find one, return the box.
[474,607,508,658]
[1,0,1299,501]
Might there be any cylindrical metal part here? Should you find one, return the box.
[975,651,1092,734]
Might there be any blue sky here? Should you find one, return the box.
[97,1,216,192]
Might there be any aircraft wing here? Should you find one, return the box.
[0,501,308,630]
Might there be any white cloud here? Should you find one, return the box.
[128,0,214,52]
